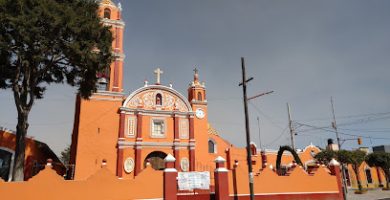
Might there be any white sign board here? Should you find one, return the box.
[178,171,210,190]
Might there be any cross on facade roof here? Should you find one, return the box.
[154,68,163,85]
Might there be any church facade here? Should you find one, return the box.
[70,0,217,180]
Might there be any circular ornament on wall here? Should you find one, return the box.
[195,108,205,119]
[181,157,189,172]
[123,157,135,173]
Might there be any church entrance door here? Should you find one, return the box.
[144,151,167,170]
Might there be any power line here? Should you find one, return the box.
[249,102,285,130]
[295,122,390,140]
[295,114,390,133]
[337,127,390,133]
[263,126,289,148]
[294,111,390,123]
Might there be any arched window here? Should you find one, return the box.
[104,8,111,19]
[156,93,162,106]
[197,92,202,101]
[208,139,216,153]
[365,168,373,184]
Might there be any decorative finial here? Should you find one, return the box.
[117,2,122,11]
[154,68,163,85]
[144,79,148,87]
[169,82,173,88]
[193,68,199,83]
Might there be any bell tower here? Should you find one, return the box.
[69,0,126,180]
[187,69,208,170]
[188,68,207,103]
[97,0,125,92]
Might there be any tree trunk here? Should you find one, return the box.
[386,171,390,189]
[12,111,29,181]
[354,165,363,192]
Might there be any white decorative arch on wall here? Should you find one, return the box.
[0,147,15,182]
[122,85,193,112]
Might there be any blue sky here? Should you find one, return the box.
[1,0,390,155]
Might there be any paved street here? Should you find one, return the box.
[347,188,390,200]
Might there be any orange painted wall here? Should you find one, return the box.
[0,163,163,200]
[0,157,342,200]
[0,129,64,181]
[71,94,123,180]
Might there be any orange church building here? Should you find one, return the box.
[70,0,212,180]
[69,0,386,194]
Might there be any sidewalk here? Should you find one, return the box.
[347,188,390,200]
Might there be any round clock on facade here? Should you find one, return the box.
[195,108,205,119]
[123,157,135,173]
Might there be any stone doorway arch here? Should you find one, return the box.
[144,151,167,170]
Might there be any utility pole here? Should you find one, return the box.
[287,103,295,150]
[257,117,262,150]
[330,97,348,200]
[239,57,255,200]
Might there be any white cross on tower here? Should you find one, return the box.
[154,68,163,85]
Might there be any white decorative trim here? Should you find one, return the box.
[126,116,137,137]
[89,97,124,101]
[191,99,208,105]
[179,118,189,139]
[180,157,189,172]
[101,18,125,27]
[164,154,176,162]
[122,85,193,112]
[123,157,135,173]
[142,112,173,117]
[215,168,228,172]
[214,156,226,163]
[164,168,177,172]
[119,107,193,117]
[117,141,193,148]
[93,91,125,97]
[250,142,257,148]
[113,52,126,60]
